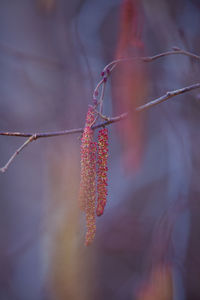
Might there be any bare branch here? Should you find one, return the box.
[1,46,200,172]
[103,48,200,72]
[0,82,199,141]
[142,48,200,63]
[136,83,200,112]
[92,47,200,113]
[0,128,84,139]
[0,135,35,173]
[1,82,200,139]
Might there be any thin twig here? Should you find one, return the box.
[99,82,106,114]
[93,78,104,101]
[0,135,35,173]
[1,46,200,172]
[136,82,200,112]
[0,115,127,139]
[92,47,200,109]
[0,82,200,140]
[103,48,200,72]
[0,81,199,172]
[94,109,111,121]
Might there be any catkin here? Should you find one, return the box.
[79,107,109,245]
[79,107,95,212]
[85,141,97,246]
[79,106,97,245]
[96,128,108,216]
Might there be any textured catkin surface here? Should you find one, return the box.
[79,107,97,245]
[96,128,108,216]
[79,126,95,212]
[85,140,97,246]
[79,107,95,212]
[79,106,109,244]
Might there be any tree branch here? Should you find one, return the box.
[136,82,200,112]
[0,83,199,173]
[103,47,200,72]
[1,47,200,173]
[0,135,35,173]
[0,82,199,140]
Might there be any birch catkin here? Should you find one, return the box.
[79,107,95,212]
[79,108,109,245]
[96,128,108,216]
[79,106,97,245]
[85,140,97,246]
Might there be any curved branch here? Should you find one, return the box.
[103,47,200,72]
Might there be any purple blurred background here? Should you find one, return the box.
[1,0,200,299]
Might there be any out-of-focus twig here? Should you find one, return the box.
[0,42,63,69]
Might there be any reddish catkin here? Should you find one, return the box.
[79,107,95,212]
[79,106,97,245]
[96,128,108,216]
[85,141,97,246]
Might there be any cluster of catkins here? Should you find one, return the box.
[79,106,108,246]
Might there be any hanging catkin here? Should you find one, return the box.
[79,106,97,245]
[85,140,97,246]
[79,108,109,244]
[96,128,108,216]
[79,107,95,212]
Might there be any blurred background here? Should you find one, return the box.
[1,0,200,299]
